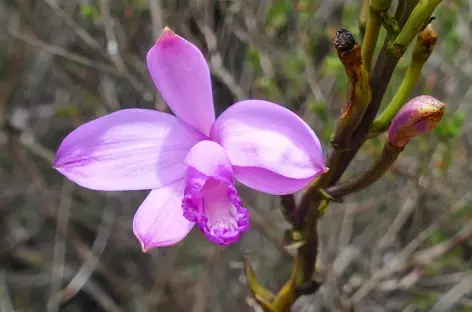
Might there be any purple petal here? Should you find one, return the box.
[133,181,195,251]
[54,109,205,191]
[182,140,249,246]
[147,28,215,136]
[210,100,327,195]
[233,167,314,195]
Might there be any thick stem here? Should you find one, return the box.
[331,28,372,148]
[328,43,400,184]
[295,28,370,228]
[295,149,341,228]
[325,141,404,198]
[297,200,325,284]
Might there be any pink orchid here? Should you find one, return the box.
[53,28,327,251]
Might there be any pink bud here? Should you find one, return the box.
[387,95,445,147]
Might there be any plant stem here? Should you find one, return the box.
[359,0,370,41]
[325,141,404,198]
[328,0,443,184]
[331,28,371,149]
[371,24,437,134]
[267,1,444,310]
[362,14,381,71]
[392,0,442,56]
[361,0,394,71]
[272,200,323,312]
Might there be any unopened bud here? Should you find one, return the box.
[387,95,445,147]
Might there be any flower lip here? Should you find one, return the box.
[182,173,249,246]
[182,140,249,246]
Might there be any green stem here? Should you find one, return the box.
[325,141,404,198]
[359,0,370,41]
[361,0,394,71]
[371,24,437,134]
[369,62,422,134]
[362,11,381,71]
[391,0,442,56]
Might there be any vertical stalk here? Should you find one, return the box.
[359,0,370,41]
[361,0,394,71]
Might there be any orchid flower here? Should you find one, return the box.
[53,28,327,251]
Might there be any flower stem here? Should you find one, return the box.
[324,141,404,199]
[361,0,394,71]
[371,24,437,134]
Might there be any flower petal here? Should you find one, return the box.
[133,180,195,251]
[233,167,314,195]
[182,140,249,246]
[147,28,215,136]
[54,109,205,191]
[211,100,327,195]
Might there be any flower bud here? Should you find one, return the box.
[387,95,445,147]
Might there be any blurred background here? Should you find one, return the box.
[1,0,471,311]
